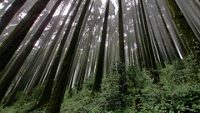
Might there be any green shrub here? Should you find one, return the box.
[136,55,200,113]
[1,55,200,113]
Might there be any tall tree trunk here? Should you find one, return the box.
[0,0,54,101]
[147,17,165,67]
[155,0,187,58]
[77,46,91,90]
[167,0,200,63]
[36,0,80,107]
[46,0,92,112]
[140,0,159,83]
[93,0,110,92]
[118,0,127,93]
[0,0,51,72]
[0,0,27,35]
[118,0,125,64]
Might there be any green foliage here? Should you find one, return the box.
[137,55,200,113]
[61,77,104,113]
[0,86,45,113]
[61,72,127,113]
[100,72,127,112]
[1,55,200,113]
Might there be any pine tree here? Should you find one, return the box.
[0,0,27,34]
[93,0,110,92]
[46,0,92,112]
[0,0,51,72]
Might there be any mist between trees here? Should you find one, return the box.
[0,0,200,112]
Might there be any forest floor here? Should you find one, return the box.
[0,55,200,113]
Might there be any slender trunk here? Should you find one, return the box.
[46,0,92,112]
[0,0,54,101]
[36,0,78,107]
[138,0,151,68]
[140,0,159,83]
[0,0,51,72]
[118,0,125,64]
[77,47,90,90]
[0,0,27,34]
[25,7,65,95]
[118,0,127,93]
[155,0,187,58]
[76,31,94,90]
[142,1,165,67]
[167,0,200,63]
[93,0,110,92]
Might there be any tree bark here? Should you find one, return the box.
[35,0,77,108]
[140,0,159,83]
[167,0,200,64]
[0,0,51,72]
[0,0,27,35]
[93,0,110,92]
[36,0,80,107]
[46,0,92,112]
[0,0,52,101]
[118,0,127,93]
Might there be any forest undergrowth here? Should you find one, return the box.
[0,55,200,113]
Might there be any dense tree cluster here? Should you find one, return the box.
[0,0,199,112]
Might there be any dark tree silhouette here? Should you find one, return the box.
[93,0,110,92]
[46,0,92,112]
[0,0,199,112]
[0,0,51,72]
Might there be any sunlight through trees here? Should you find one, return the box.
[0,0,199,112]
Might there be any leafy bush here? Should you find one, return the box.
[1,55,200,113]
[0,86,45,113]
[61,71,126,113]
[137,55,200,113]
